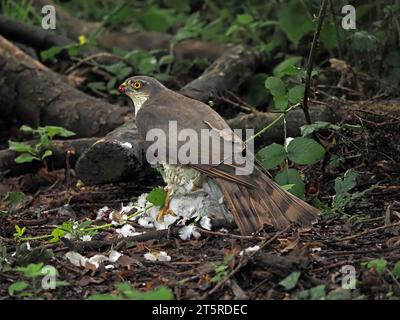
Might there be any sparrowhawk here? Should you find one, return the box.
[118,76,319,235]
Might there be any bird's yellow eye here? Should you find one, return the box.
[132,81,142,89]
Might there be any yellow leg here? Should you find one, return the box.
[156,188,176,222]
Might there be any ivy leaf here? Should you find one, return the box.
[146,187,167,208]
[275,168,305,199]
[279,271,301,290]
[256,143,286,169]
[287,137,325,165]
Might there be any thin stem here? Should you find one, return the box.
[303,0,328,125]
[245,103,300,144]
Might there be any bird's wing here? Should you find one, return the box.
[136,92,255,187]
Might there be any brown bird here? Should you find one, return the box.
[119,76,319,235]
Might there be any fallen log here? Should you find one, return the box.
[180,45,260,102]
[32,0,228,61]
[0,36,133,137]
[0,14,114,62]
[0,138,97,176]
[228,105,338,148]
[75,122,152,185]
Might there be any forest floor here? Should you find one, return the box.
[1,115,399,300]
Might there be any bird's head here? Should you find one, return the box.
[118,76,166,113]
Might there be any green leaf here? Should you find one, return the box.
[41,150,53,160]
[4,191,25,205]
[15,263,44,278]
[367,259,387,275]
[281,184,295,191]
[43,126,76,138]
[265,76,286,96]
[326,288,351,300]
[277,2,313,46]
[237,14,253,24]
[141,8,172,33]
[287,85,305,104]
[392,261,400,279]
[125,50,157,74]
[300,121,341,137]
[8,141,34,153]
[15,153,38,163]
[279,271,301,290]
[20,125,35,134]
[287,137,325,165]
[49,228,67,243]
[256,143,286,169]
[40,46,65,61]
[332,169,358,209]
[275,168,305,199]
[265,77,288,110]
[273,57,302,77]
[8,281,28,296]
[309,285,326,300]
[88,81,107,91]
[146,187,167,208]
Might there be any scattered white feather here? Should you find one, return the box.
[96,206,110,220]
[144,251,171,262]
[138,216,154,228]
[108,250,123,263]
[154,214,177,230]
[120,202,135,215]
[200,216,212,230]
[88,255,109,269]
[120,142,132,149]
[64,233,73,240]
[137,194,148,208]
[65,251,87,267]
[179,225,201,240]
[80,235,92,241]
[144,252,157,261]
[239,245,261,256]
[116,224,141,238]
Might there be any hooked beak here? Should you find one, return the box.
[118,83,127,94]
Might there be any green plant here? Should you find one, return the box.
[88,282,174,300]
[8,125,75,165]
[332,169,377,212]
[1,0,41,25]
[279,271,301,290]
[210,254,234,283]
[7,263,68,299]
